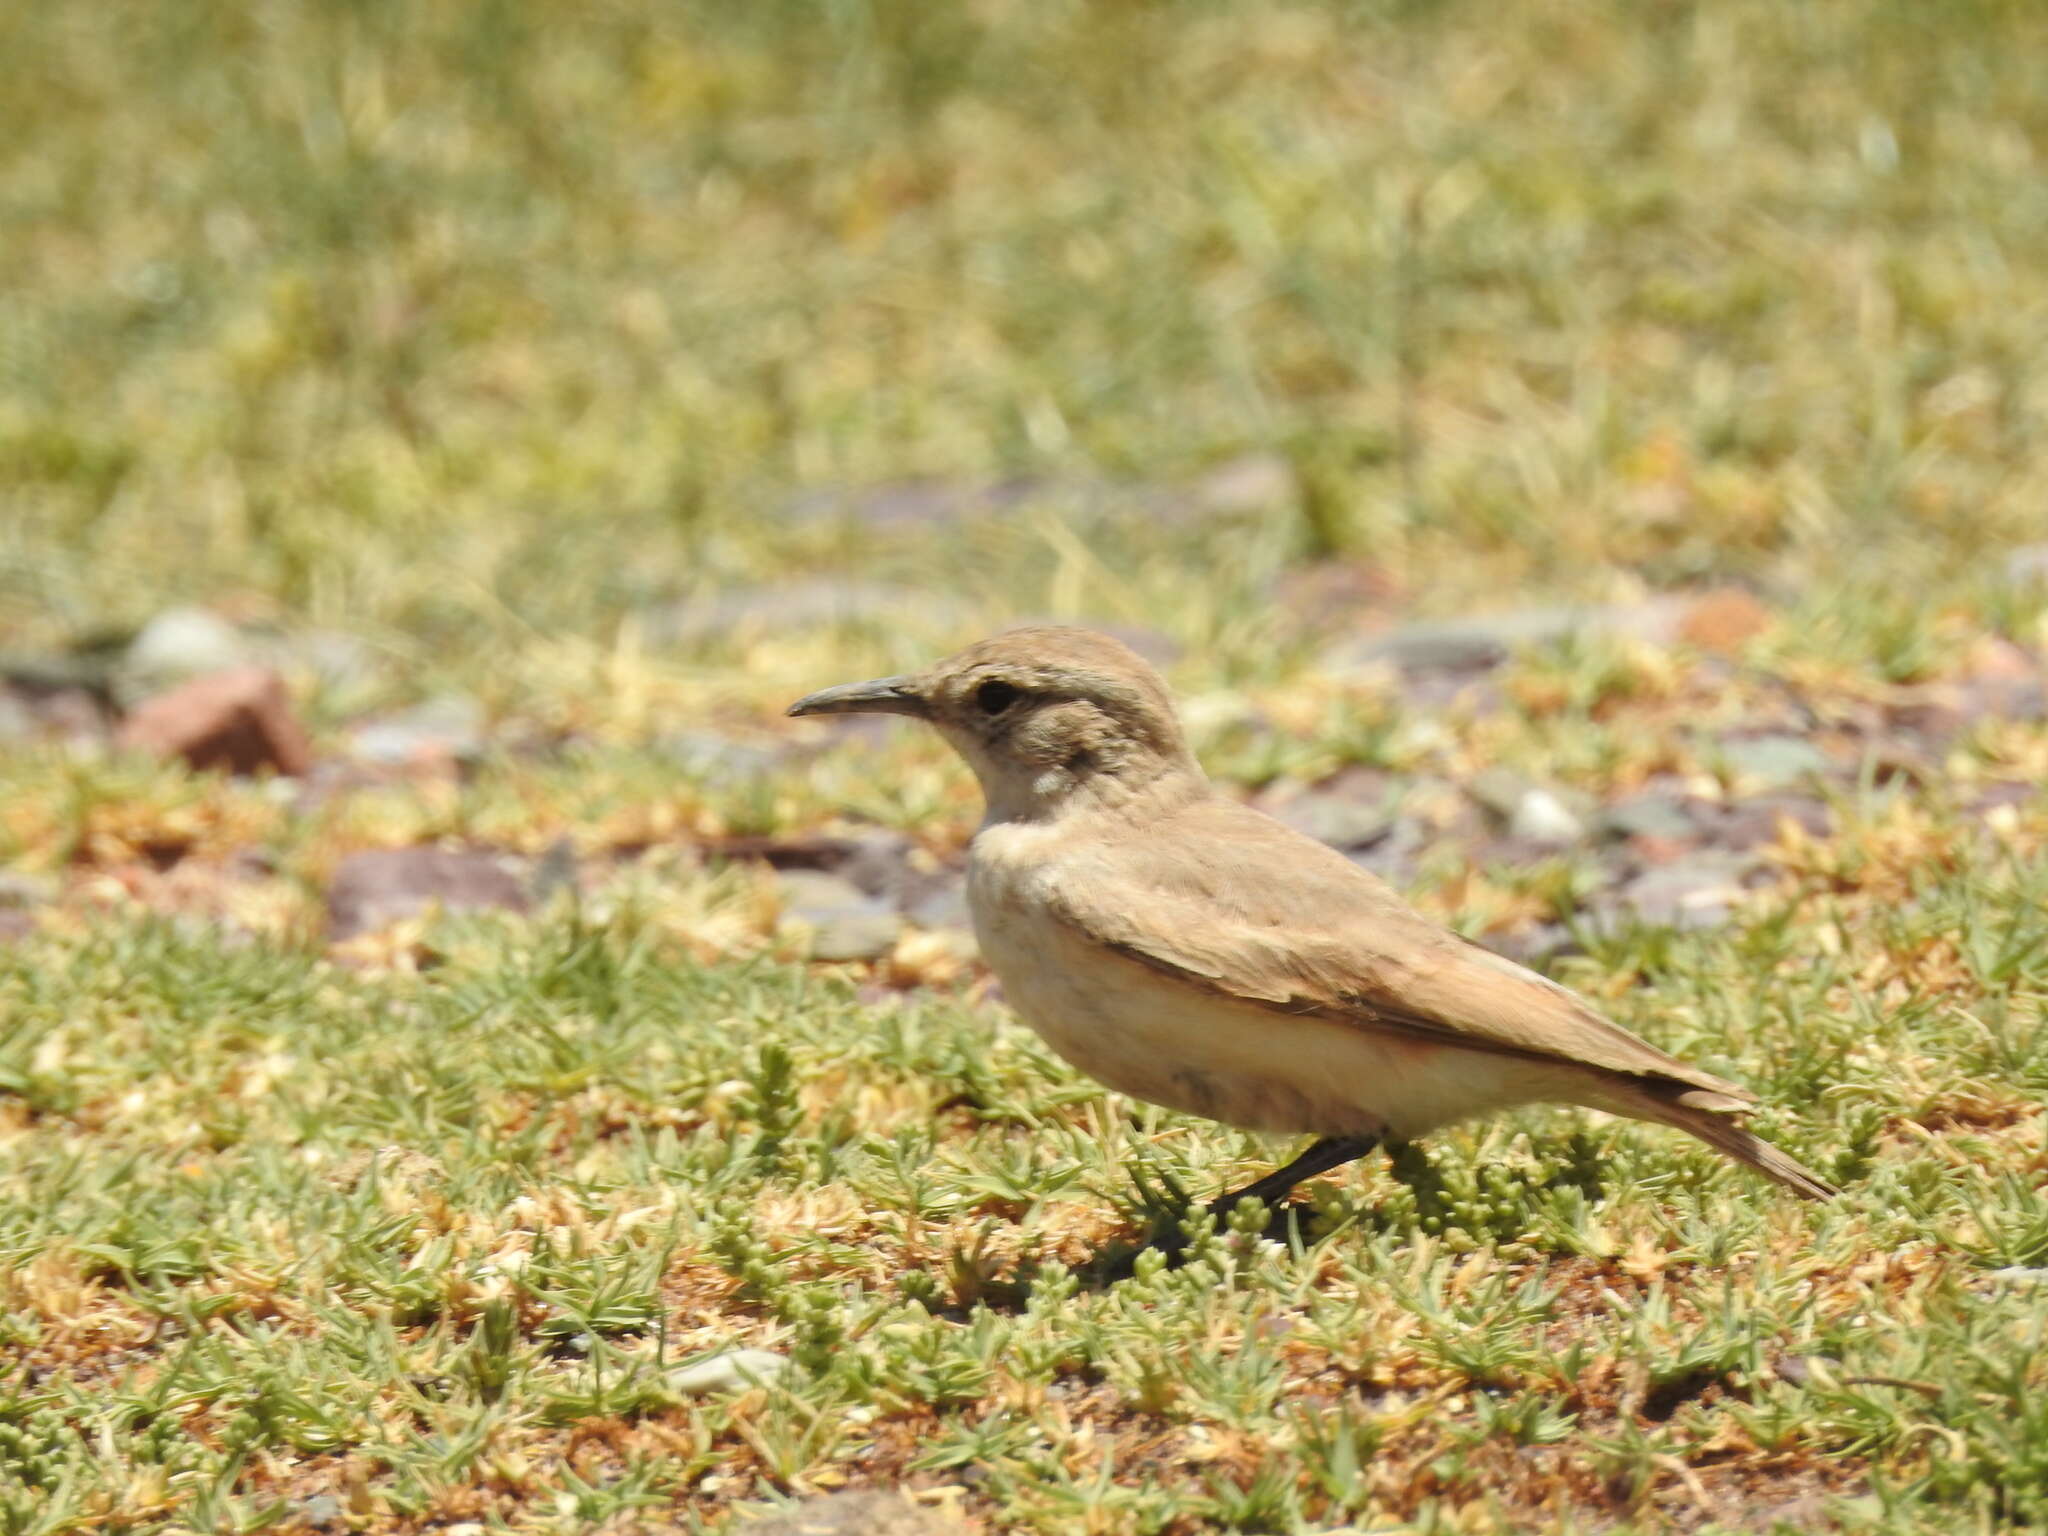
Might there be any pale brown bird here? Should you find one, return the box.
[789,626,1836,1221]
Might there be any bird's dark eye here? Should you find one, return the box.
[974,680,1021,715]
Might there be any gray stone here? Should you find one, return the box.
[1467,768,1538,822]
[1344,820,1427,885]
[1271,791,1392,851]
[350,696,486,766]
[904,876,970,932]
[1610,854,1755,931]
[735,1490,960,1536]
[832,831,920,903]
[1509,788,1586,846]
[1466,771,1587,846]
[126,608,249,680]
[327,847,530,941]
[670,1348,791,1395]
[776,870,901,961]
[296,1493,346,1529]
[1597,794,1699,843]
[1716,734,1829,788]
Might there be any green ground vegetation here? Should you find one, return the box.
[6,0,2048,1530]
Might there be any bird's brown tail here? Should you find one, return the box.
[1653,1101,1838,1201]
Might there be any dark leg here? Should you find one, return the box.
[1206,1135,1380,1221]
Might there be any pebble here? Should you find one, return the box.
[1508,788,1586,846]
[126,608,249,680]
[118,667,313,778]
[671,1348,792,1395]
[775,869,903,962]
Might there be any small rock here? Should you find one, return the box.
[327,847,530,941]
[1509,788,1585,846]
[1269,790,1393,851]
[1467,772,1588,846]
[775,870,902,962]
[1343,819,1427,885]
[1467,768,1538,822]
[832,831,920,903]
[670,1348,792,1395]
[735,1491,961,1536]
[350,696,485,766]
[1610,854,1754,931]
[118,667,313,777]
[1715,734,1829,788]
[126,608,249,680]
[296,1493,346,1530]
[1596,793,1699,843]
[1677,588,1772,653]
[904,876,971,932]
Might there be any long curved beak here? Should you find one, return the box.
[785,674,929,719]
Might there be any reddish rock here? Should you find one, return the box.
[118,668,313,777]
[1679,588,1772,653]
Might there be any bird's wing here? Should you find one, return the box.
[1033,796,1753,1104]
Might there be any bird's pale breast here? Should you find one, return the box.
[966,821,1567,1141]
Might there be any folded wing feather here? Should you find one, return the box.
[1035,796,1754,1106]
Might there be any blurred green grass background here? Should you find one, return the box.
[7,0,2046,676]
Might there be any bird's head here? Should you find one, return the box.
[787,626,1203,821]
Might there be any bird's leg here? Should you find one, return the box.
[1205,1136,1380,1221]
